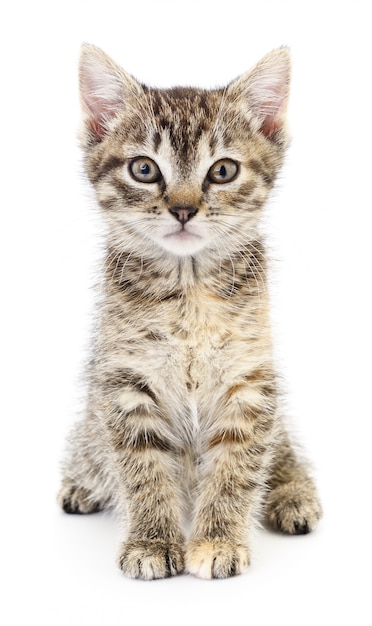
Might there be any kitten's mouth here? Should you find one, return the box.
[164,226,201,241]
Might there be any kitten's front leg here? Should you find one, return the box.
[106,386,185,580]
[186,385,276,579]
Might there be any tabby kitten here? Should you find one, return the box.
[58,44,322,580]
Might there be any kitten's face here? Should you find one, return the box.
[80,46,290,259]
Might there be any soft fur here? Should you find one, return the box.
[58,44,321,580]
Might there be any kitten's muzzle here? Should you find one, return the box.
[169,205,198,225]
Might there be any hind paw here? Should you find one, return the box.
[266,480,322,534]
[57,481,105,515]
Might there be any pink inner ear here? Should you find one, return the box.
[243,50,290,139]
[256,86,288,138]
[260,108,283,137]
[83,95,118,140]
[89,117,107,140]
[80,58,123,140]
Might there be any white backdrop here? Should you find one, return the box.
[1,1,371,624]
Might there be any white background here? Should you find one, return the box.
[1,1,371,624]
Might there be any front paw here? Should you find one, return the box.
[186,539,250,579]
[118,539,185,580]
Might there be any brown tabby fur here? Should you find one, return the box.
[58,44,321,579]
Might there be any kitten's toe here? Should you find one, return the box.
[266,480,322,534]
[118,539,185,580]
[57,480,105,515]
[186,539,250,579]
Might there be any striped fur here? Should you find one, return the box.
[58,45,321,580]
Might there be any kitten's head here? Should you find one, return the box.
[79,45,290,258]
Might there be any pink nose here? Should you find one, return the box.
[169,205,198,225]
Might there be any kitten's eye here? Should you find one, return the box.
[207,159,239,184]
[129,157,162,183]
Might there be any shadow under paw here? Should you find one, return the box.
[266,480,322,535]
[118,539,185,580]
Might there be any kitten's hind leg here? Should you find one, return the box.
[57,418,113,515]
[265,430,322,534]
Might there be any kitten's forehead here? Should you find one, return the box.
[145,87,223,163]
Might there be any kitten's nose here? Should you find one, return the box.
[169,205,198,225]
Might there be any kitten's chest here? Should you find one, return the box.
[126,288,263,390]
[103,282,269,444]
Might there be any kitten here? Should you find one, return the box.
[58,44,322,580]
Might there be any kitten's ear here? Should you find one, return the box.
[228,47,291,137]
[79,44,142,142]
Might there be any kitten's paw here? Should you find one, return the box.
[57,481,104,515]
[186,539,250,579]
[117,540,185,580]
[266,480,322,534]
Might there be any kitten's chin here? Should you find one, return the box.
[157,230,208,256]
